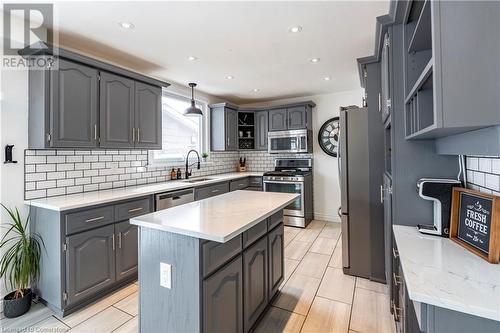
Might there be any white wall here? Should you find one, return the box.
[241,89,364,222]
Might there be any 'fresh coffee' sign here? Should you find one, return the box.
[450,188,500,264]
[457,193,492,254]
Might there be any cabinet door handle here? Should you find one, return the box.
[211,189,219,193]
[132,128,136,142]
[392,302,402,322]
[85,216,104,223]
[128,207,143,213]
[380,185,384,204]
[378,93,382,112]
[393,273,402,286]
[392,248,399,259]
[112,234,116,251]
[94,124,98,141]
[118,232,122,249]
[137,128,140,142]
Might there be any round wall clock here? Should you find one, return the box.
[318,117,340,157]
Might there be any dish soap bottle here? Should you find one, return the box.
[170,168,176,180]
[176,168,182,179]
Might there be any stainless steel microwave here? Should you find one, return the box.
[268,129,312,154]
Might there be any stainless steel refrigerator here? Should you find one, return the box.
[339,106,385,281]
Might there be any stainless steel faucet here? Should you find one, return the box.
[185,149,201,179]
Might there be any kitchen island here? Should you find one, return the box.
[130,190,298,333]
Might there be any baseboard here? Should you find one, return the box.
[313,212,341,223]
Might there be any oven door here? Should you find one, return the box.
[268,132,307,153]
[263,181,304,217]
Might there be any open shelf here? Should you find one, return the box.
[405,58,433,104]
[405,72,435,139]
[408,0,431,53]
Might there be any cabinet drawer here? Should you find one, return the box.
[242,220,268,248]
[230,178,249,191]
[202,236,242,277]
[195,182,229,201]
[248,176,263,188]
[65,206,114,235]
[115,198,151,221]
[267,210,284,230]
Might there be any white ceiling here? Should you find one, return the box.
[52,1,389,104]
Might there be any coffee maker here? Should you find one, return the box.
[417,178,462,237]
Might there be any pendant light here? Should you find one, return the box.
[184,83,203,116]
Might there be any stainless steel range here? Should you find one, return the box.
[263,158,313,228]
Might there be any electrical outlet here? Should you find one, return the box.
[160,262,172,289]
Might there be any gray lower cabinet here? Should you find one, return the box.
[99,72,135,148]
[230,178,249,192]
[65,224,116,306]
[203,256,243,333]
[115,221,138,281]
[243,237,268,332]
[268,109,287,131]
[254,110,268,150]
[135,82,162,149]
[195,182,230,201]
[267,224,284,297]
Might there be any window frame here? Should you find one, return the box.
[148,90,210,166]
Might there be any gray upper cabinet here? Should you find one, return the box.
[50,59,99,148]
[27,48,166,150]
[210,104,239,151]
[243,237,268,332]
[99,72,135,148]
[115,221,138,282]
[287,106,307,130]
[381,32,391,123]
[268,109,287,131]
[65,224,116,306]
[269,106,311,131]
[135,82,162,149]
[203,256,243,333]
[254,110,268,150]
[226,108,238,151]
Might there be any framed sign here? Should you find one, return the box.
[450,188,500,264]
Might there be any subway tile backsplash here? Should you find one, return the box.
[24,150,239,200]
[24,149,313,200]
[466,156,500,195]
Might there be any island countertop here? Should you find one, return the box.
[130,190,298,242]
[393,225,500,322]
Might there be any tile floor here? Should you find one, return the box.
[0,220,395,333]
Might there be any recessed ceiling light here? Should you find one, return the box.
[118,22,135,29]
[324,76,331,81]
[187,56,198,61]
[289,26,302,33]
[310,58,320,63]
[253,88,260,92]
[226,75,234,80]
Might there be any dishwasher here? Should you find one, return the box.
[155,188,195,211]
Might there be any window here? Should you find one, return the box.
[150,92,207,163]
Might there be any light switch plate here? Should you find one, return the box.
[160,262,172,289]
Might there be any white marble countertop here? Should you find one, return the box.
[393,225,500,322]
[130,190,297,243]
[25,172,264,211]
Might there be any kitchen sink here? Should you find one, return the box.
[182,177,214,183]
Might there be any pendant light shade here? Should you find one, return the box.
[184,83,203,116]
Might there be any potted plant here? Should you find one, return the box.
[201,152,209,162]
[0,204,44,318]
